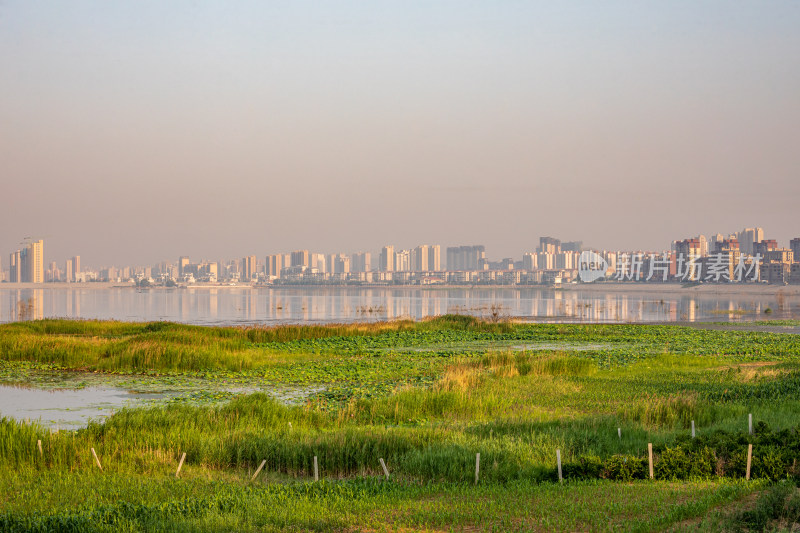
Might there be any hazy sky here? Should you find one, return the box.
[2,1,799,267]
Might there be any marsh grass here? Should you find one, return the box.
[2,317,800,530]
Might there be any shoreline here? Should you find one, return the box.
[1,281,798,297]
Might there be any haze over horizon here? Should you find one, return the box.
[2,2,799,267]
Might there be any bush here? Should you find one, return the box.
[603,455,646,481]
[755,449,787,481]
[689,446,717,478]
[655,446,690,480]
[562,456,604,480]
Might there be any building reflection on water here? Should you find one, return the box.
[5,289,44,321]
[0,286,794,324]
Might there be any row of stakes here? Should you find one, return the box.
[35,414,761,484]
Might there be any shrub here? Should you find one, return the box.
[755,449,787,481]
[603,455,646,481]
[655,446,690,480]
[689,446,716,478]
[562,456,604,480]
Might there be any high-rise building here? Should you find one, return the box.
[396,250,411,272]
[178,256,190,277]
[791,238,800,263]
[737,230,751,255]
[538,237,561,254]
[65,259,73,283]
[697,235,709,257]
[446,245,485,270]
[241,255,257,281]
[710,233,725,252]
[676,238,703,260]
[9,251,21,282]
[351,252,371,273]
[72,256,81,281]
[754,240,778,257]
[291,250,310,268]
[413,245,429,272]
[328,253,347,274]
[333,255,350,274]
[310,253,326,273]
[380,246,394,272]
[708,239,740,281]
[47,261,58,282]
[737,228,765,256]
[522,253,537,271]
[428,245,441,271]
[266,254,284,278]
[19,240,44,283]
[714,238,740,254]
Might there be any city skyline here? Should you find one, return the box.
[2,225,798,274]
[4,226,799,286]
[2,2,799,265]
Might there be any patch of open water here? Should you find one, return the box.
[0,376,323,429]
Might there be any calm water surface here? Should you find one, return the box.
[1,285,797,324]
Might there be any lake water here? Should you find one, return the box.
[0,372,321,429]
[1,285,798,325]
[0,384,163,429]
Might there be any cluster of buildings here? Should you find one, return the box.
[6,239,45,283]
[669,229,799,285]
[2,228,799,286]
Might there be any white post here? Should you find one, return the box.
[91,448,103,471]
[746,444,753,480]
[251,459,266,481]
[691,420,695,439]
[313,456,319,482]
[749,413,753,435]
[379,458,390,480]
[175,452,186,478]
[618,428,621,439]
[648,443,654,479]
[475,453,480,485]
[556,449,563,482]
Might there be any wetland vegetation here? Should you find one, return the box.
[2,316,800,531]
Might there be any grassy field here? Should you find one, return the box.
[2,315,800,531]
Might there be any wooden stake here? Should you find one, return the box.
[475,453,480,485]
[175,452,186,478]
[37,440,43,456]
[91,448,103,471]
[746,444,753,480]
[691,420,695,439]
[648,443,654,479]
[313,456,319,482]
[556,449,563,483]
[749,413,753,435]
[251,459,266,481]
[379,458,390,480]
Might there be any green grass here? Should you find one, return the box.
[0,472,762,533]
[2,316,800,530]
